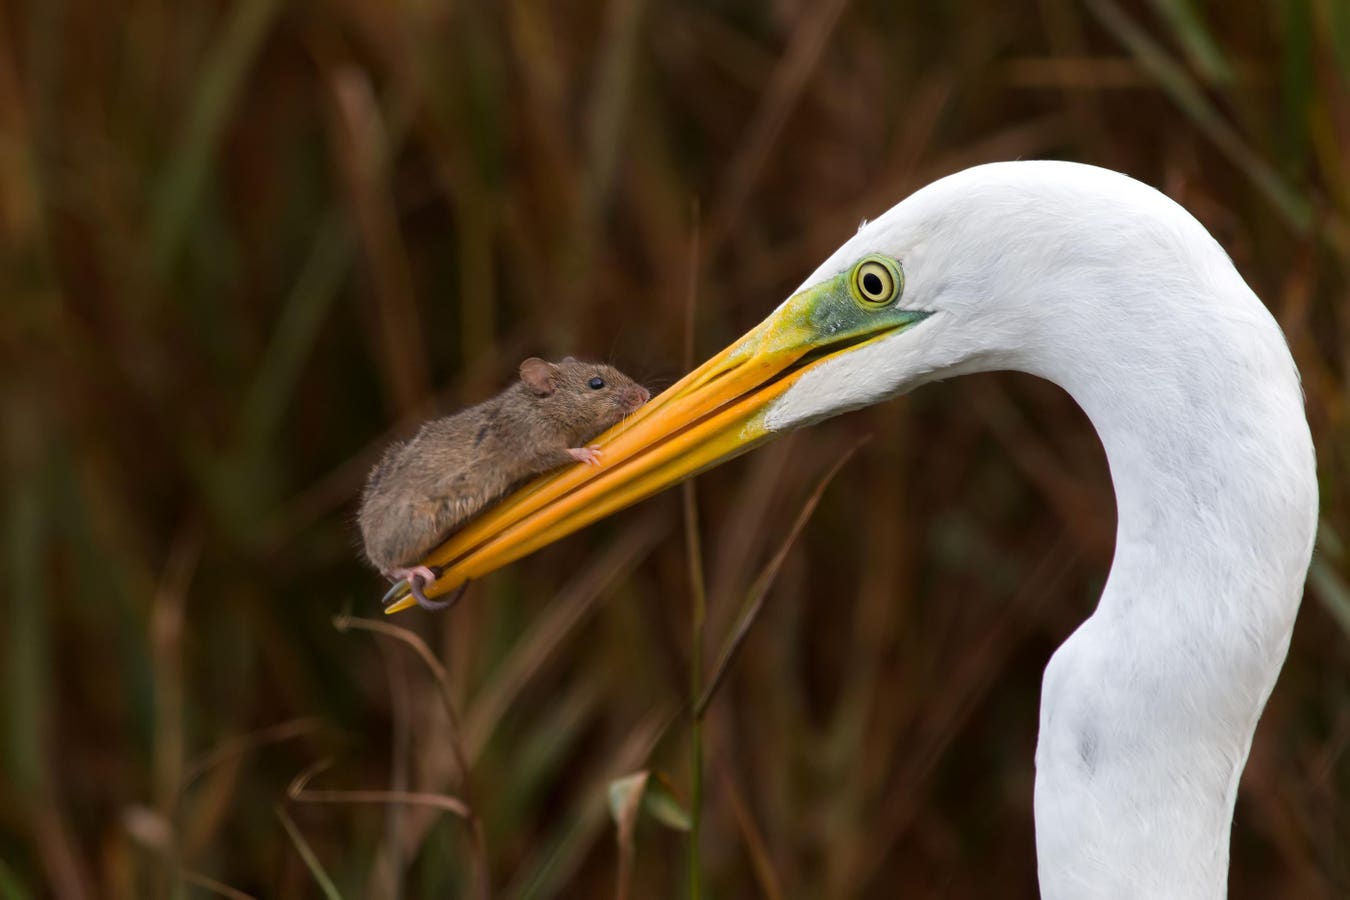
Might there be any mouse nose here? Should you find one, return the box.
[624,386,649,409]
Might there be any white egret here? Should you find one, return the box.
[386,161,1317,897]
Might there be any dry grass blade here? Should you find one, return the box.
[0,859,30,900]
[1309,521,1350,637]
[1086,0,1313,232]
[705,439,795,622]
[29,806,91,900]
[608,771,650,900]
[370,637,412,900]
[850,534,1081,893]
[234,216,352,460]
[180,718,323,794]
[1146,0,1233,84]
[148,0,283,274]
[331,613,490,899]
[332,614,452,720]
[464,515,666,760]
[683,478,708,899]
[704,0,853,256]
[714,753,784,900]
[738,111,1073,296]
[504,704,680,899]
[327,66,430,415]
[964,379,1113,559]
[1308,569,1350,640]
[584,0,646,210]
[152,524,203,812]
[275,804,343,900]
[1330,0,1350,82]
[681,197,709,900]
[5,406,93,900]
[682,199,701,369]
[150,523,203,898]
[696,437,868,717]
[181,869,259,900]
[287,758,472,820]
[605,769,692,896]
[123,809,259,900]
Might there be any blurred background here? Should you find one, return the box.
[2,0,1348,896]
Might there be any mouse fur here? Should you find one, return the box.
[359,357,649,575]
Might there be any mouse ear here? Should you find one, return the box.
[561,355,577,364]
[519,357,557,396]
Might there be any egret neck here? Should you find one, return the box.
[752,163,1317,893]
[944,185,1317,897]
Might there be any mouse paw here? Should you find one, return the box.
[384,565,443,609]
[386,565,464,611]
[567,446,603,467]
[388,564,439,587]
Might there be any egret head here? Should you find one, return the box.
[383,161,1189,611]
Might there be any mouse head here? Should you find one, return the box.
[519,357,650,434]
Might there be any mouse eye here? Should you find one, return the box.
[588,376,606,390]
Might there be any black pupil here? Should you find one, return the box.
[862,271,885,297]
[589,377,605,389]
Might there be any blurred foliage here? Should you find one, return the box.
[1,0,1348,897]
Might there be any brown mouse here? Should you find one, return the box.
[359,357,650,609]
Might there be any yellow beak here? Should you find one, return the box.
[384,266,927,613]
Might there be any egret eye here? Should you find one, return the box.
[588,376,606,390]
[850,256,902,307]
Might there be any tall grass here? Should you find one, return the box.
[1,0,1347,896]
